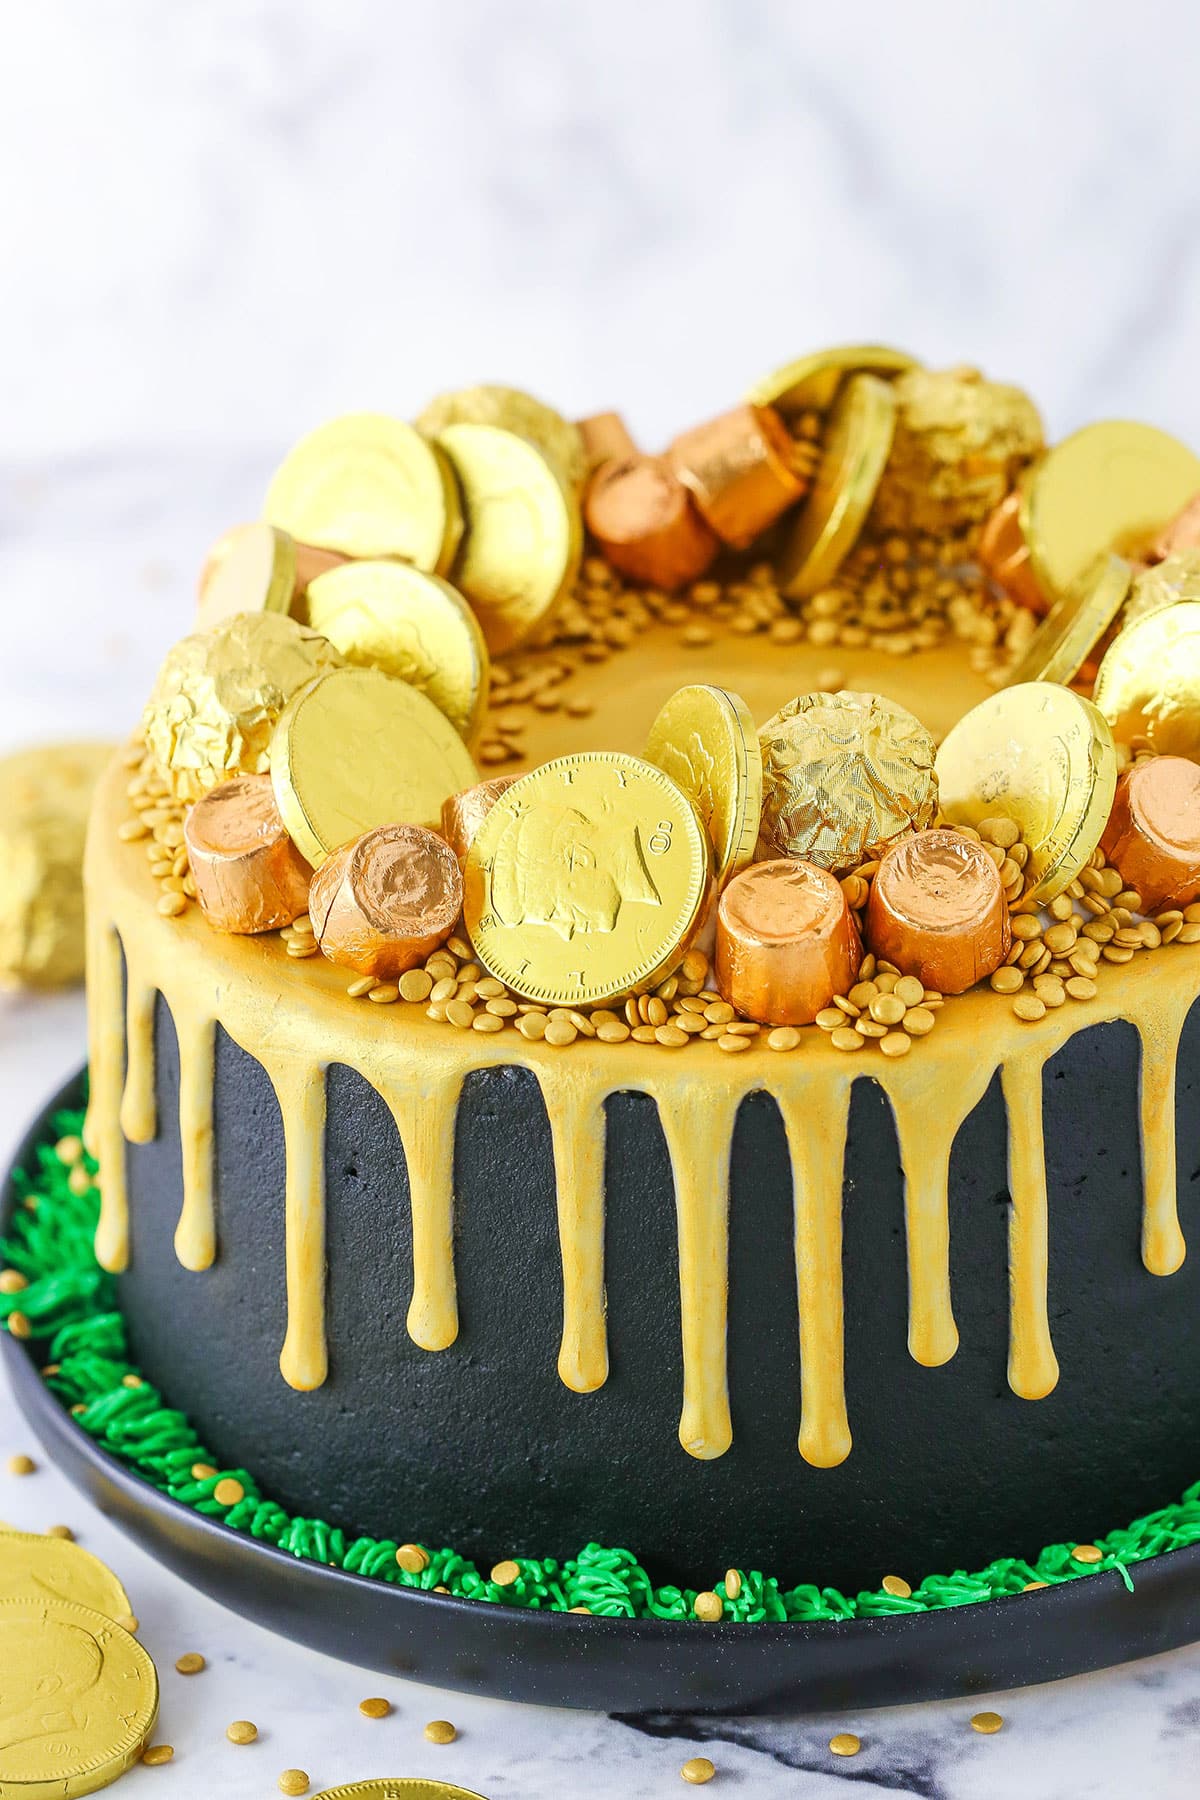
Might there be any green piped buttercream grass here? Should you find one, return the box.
[4,1105,1200,1621]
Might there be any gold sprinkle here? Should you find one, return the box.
[67,1165,92,1196]
[1071,1543,1103,1565]
[1022,1580,1048,1591]
[175,1652,206,1675]
[116,1613,139,1633]
[157,890,187,918]
[278,1773,310,1796]
[46,1524,74,1540]
[6,1454,36,1476]
[142,1744,174,1765]
[359,1696,392,1719]
[544,1019,578,1047]
[767,1026,801,1052]
[398,968,434,1002]
[717,1033,751,1054]
[226,1719,258,1744]
[970,1710,1004,1734]
[491,1558,521,1587]
[893,975,925,1008]
[424,1718,458,1744]
[7,1312,31,1340]
[346,976,375,998]
[903,1006,935,1036]
[395,1543,430,1574]
[191,1462,217,1481]
[54,1136,84,1165]
[0,1270,28,1294]
[681,1756,716,1784]
[213,1477,245,1507]
[367,983,400,1004]
[122,1373,145,1388]
[723,1568,742,1600]
[831,1027,865,1053]
[1012,994,1046,1023]
[879,1031,912,1058]
[881,1574,912,1598]
[829,1732,862,1757]
[693,1590,723,1622]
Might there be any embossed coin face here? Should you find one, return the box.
[745,342,916,417]
[434,423,582,656]
[1020,421,1200,603]
[1093,600,1200,762]
[1003,553,1131,689]
[270,667,480,866]
[264,413,464,573]
[779,373,897,598]
[463,753,711,1005]
[196,521,297,631]
[314,1782,490,1800]
[0,1597,157,1796]
[418,383,587,490]
[935,682,1118,903]
[306,561,490,744]
[644,684,761,895]
[0,1530,132,1626]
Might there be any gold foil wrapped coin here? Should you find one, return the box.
[463,752,711,1005]
[644,684,761,895]
[264,413,464,573]
[1151,491,1200,561]
[779,373,897,598]
[1020,421,1200,603]
[435,422,583,655]
[716,859,861,1025]
[1125,548,1200,625]
[309,823,462,978]
[195,522,347,632]
[870,366,1044,535]
[313,1783,490,1799]
[745,343,917,417]
[1093,601,1200,762]
[0,1527,133,1624]
[418,384,587,489]
[270,666,479,866]
[0,742,113,987]
[1003,553,1131,690]
[583,455,718,591]
[143,612,345,803]
[758,691,938,875]
[0,1596,157,1796]
[1100,757,1200,912]
[185,773,313,933]
[668,403,807,548]
[441,776,520,861]
[935,682,1118,903]
[865,828,1011,994]
[306,560,489,743]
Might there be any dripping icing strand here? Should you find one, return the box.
[86,913,129,1275]
[174,1010,217,1272]
[539,1067,610,1394]
[780,1081,852,1469]
[1136,995,1192,1279]
[270,1060,329,1393]
[1002,1055,1060,1402]
[384,1074,465,1355]
[119,979,157,1147]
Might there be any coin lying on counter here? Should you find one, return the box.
[417,382,588,491]
[644,684,761,895]
[0,742,114,987]
[779,373,897,597]
[434,422,582,655]
[0,1526,134,1624]
[1093,600,1200,763]
[0,1596,157,1796]
[306,559,490,743]
[313,1781,491,1799]
[745,342,917,416]
[270,666,480,866]
[463,752,711,1005]
[264,412,464,573]
[310,823,463,978]
[935,682,1118,903]
[1003,553,1131,689]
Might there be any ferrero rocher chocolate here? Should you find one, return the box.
[716,859,861,1025]
[1093,601,1200,762]
[143,611,345,803]
[441,776,520,861]
[870,366,1044,536]
[1003,553,1130,690]
[977,489,1047,615]
[309,823,462,978]
[935,682,1118,903]
[0,741,114,987]
[668,403,807,548]
[644,684,761,893]
[865,828,1010,994]
[463,752,711,1005]
[185,774,312,934]
[305,559,490,743]
[779,373,897,598]
[270,666,480,867]
[1100,757,1200,912]
[583,456,718,591]
[758,691,938,876]
[417,383,588,490]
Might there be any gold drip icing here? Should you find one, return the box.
[85,757,1200,1453]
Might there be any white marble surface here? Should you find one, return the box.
[6,2,1200,1789]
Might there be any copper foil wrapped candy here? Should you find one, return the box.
[716,859,861,1025]
[441,776,520,862]
[584,455,718,591]
[668,403,808,548]
[758,691,939,876]
[1099,757,1200,913]
[309,822,463,979]
[184,774,313,934]
[866,828,1011,994]
[143,611,345,803]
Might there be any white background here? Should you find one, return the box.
[4,2,1200,1791]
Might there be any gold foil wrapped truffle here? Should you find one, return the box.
[0,742,114,986]
[143,612,345,802]
[870,366,1044,535]
[758,691,938,875]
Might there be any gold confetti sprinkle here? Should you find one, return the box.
[491,1559,521,1587]
[829,1732,862,1757]
[1071,1543,1103,1565]
[191,1462,218,1481]
[0,1270,28,1294]
[970,1710,1005,1734]
[6,1312,31,1341]
[213,1477,245,1507]
[424,1718,458,1744]
[175,1652,206,1675]
[395,1542,430,1574]
[142,1744,175,1765]
[681,1756,716,1784]
[45,1523,74,1540]
[881,1574,912,1598]
[277,1773,310,1797]
[116,1613,139,1633]
[5,1453,36,1476]
[226,1720,258,1745]
[358,1696,391,1719]
[693,1590,724,1622]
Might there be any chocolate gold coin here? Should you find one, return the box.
[0,742,114,988]
[1020,421,1200,603]
[779,373,897,598]
[306,560,489,744]
[644,684,761,894]
[0,1596,157,1797]
[434,423,582,655]
[746,343,917,417]
[313,1783,490,1799]
[0,1529,133,1625]
[264,413,464,573]
[1093,600,1200,761]
[196,521,297,631]
[270,666,480,866]
[464,752,711,1005]
[418,382,587,490]
[1003,553,1131,689]
[935,682,1118,902]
